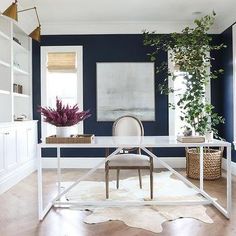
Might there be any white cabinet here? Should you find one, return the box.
[0,121,37,194]
[17,125,37,164]
[27,127,37,160]
[0,132,5,176]
[0,15,35,194]
[5,129,17,169]
[17,127,28,163]
[0,128,17,171]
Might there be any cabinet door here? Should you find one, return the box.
[17,128,28,163]
[0,132,5,176]
[27,125,37,160]
[5,130,17,169]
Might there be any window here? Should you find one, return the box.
[168,52,211,136]
[41,46,83,140]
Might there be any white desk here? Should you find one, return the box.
[37,136,231,220]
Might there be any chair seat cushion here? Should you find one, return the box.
[108,154,150,167]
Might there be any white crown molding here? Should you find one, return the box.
[40,20,225,35]
[41,20,216,35]
[0,16,231,35]
[216,16,236,33]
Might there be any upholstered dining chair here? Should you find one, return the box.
[105,115,153,199]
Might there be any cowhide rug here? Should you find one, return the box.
[64,171,213,234]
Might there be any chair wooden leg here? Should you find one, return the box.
[116,169,120,189]
[150,166,153,199]
[105,164,109,199]
[138,169,142,189]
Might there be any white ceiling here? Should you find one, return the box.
[0,0,235,34]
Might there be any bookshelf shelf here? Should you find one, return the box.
[0,15,32,122]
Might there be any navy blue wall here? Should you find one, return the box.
[32,33,235,161]
[211,26,236,162]
[33,35,185,157]
[219,26,236,162]
[210,35,225,137]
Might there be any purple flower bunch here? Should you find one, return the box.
[38,98,91,127]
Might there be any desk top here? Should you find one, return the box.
[39,136,231,148]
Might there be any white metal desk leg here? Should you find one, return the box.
[227,145,232,218]
[57,147,61,197]
[200,146,204,191]
[37,145,43,220]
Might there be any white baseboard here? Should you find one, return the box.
[222,158,236,176]
[42,157,236,176]
[0,159,37,195]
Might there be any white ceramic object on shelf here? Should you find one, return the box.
[56,126,76,137]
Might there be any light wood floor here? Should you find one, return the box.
[0,169,235,236]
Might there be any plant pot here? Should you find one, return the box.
[56,126,76,137]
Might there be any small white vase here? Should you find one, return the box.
[205,131,213,142]
[56,126,76,137]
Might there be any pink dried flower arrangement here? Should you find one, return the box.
[38,98,91,127]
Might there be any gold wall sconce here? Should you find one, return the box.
[3,0,41,42]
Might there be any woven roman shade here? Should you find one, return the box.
[47,52,76,71]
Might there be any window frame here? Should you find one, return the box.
[168,51,211,136]
[40,46,83,141]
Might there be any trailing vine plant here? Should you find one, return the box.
[143,12,225,137]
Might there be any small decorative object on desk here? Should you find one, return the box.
[177,135,205,143]
[183,126,192,136]
[38,97,91,138]
[46,134,95,144]
[205,131,214,142]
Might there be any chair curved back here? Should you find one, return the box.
[112,115,144,137]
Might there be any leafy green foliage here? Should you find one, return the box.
[143,12,225,136]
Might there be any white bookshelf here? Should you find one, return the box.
[0,16,36,197]
[0,30,10,40]
[0,90,10,95]
[0,59,10,68]
[13,66,29,75]
[0,15,32,122]
[13,92,30,98]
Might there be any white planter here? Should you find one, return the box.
[56,126,76,137]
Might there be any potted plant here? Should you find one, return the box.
[143,12,225,139]
[143,12,225,180]
[38,97,91,137]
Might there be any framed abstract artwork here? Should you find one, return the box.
[96,62,155,121]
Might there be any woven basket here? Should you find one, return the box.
[186,147,223,180]
[46,134,94,144]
